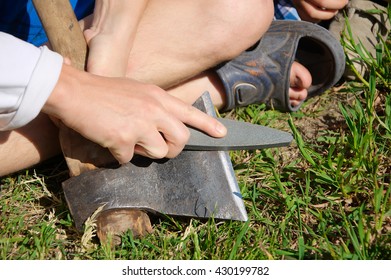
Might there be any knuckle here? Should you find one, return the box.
[109,147,134,164]
[164,128,189,159]
[146,84,166,97]
[180,103,198,122]
[166,142,184,159]
[112,127,132,146]
[181,126,191,143]
[153,145,169,159]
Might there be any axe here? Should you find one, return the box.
[32,0,293,241]
[32,0,154,239]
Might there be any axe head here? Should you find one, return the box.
[62,93,248,231]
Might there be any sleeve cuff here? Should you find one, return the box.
[2,46,63,130]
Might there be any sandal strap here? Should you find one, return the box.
[216,20,345,112]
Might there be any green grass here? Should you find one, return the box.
[1,12,390,259]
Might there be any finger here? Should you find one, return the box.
[308,9,339,21]
[134,130,170,159]
[109,144,136,165]
[164,96,227,139]
[157,119,190,158]
[307,0,348,11]
[134,140,176,159]
[295,0,341,22]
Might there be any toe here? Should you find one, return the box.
[289,61,312,107]
[290,61,312,90]
[289,87,308,107]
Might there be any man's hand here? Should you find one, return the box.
[43,64,226,164]
[292,0,348,22]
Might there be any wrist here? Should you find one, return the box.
[42,63,84,121]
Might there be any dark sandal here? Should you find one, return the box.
[216,20,346,112]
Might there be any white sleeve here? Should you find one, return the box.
[0,32,63,131]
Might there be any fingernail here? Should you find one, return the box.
[216,121,227,136]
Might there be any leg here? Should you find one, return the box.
[0,114,60,177]
[81,0,312,111]
[1,1,273,176]
[121,0,311,110]
[125,0,275,88]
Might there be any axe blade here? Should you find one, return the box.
[62,92,247,231]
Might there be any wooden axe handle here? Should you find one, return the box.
[32,0,87,71]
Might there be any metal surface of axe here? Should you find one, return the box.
[63,92,249,231]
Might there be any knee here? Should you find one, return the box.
[209,0,274,61]
[232,0,274,41]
